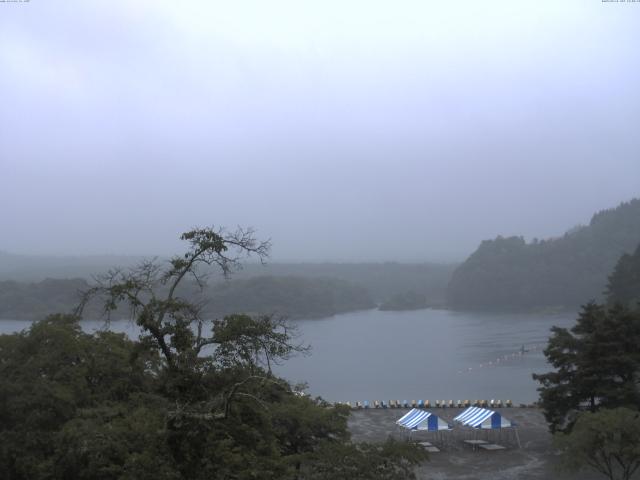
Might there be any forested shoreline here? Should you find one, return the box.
[447,199,640,311]
[0,261,455,320]
[2,199,639,319]
[0,276,374,321]
[2,226,639,479]
[0,228,427,480]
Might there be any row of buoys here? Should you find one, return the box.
[457,343,547,375]
[336,399,515,409]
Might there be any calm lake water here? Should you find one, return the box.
[275,308,577,404]
[0,308,577,404]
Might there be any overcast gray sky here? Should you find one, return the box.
[1,0,639,261]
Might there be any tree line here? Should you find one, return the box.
[0,227,426,480]
[0,263,458,320]
[447,198,640,311]
[0,275,374,322]
[534,243,640,480]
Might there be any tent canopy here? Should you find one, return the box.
[396,408,451,431]
[453,406,515,429]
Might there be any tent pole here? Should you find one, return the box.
[514,428,521,449]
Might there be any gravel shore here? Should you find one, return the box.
[348,407,604,480]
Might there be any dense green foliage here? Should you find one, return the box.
[554,408,640,480]
[1,313,417,479]
[0,227,428,479]
[533,303,640,433]
[447,199,640,310]
[0,314,168,480]
[606,243,640,308]
[537,251,640,479]
[299,439,428,479]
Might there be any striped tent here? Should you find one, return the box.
[396,408,451,431]
[453,406,514,429]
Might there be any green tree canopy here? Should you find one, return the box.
[555,407,640,480]
[533,303,640,432]
[0,313,170,480]
[1,227,428,479]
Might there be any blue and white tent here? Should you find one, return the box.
[453,406,514,429]
[453,406,521,448]
[396,408,451,431]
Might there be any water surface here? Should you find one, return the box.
[1,308,576,403]
[274,308,576,404]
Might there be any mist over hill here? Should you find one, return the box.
[0,254,455,301]
[447,198,640,311]
[0,252,146,282]
[0,258,455,320]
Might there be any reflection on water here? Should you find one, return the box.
[0,308,576,403]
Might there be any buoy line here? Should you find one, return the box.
[456,343,547,375]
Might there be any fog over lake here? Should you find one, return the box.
[1,308,576,404]
[2,1,639,263]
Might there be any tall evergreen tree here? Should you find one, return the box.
[606,243,640,309]
[533,303,640,432]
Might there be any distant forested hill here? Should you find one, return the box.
[203,276,374,319]
[0,253,456,317]
[447,199,640,311]
[234,262,457,305]
[606,242,640,308]
[0,252,144,281]
[0,275,375,321]
[378,291,430,311]
[0,278,90,320]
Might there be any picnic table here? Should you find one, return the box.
[463,439,488,451]
[417,441,440,453]
[478,443,506,451]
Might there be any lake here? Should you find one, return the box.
[275,308,577,404]
[0,308,577,404]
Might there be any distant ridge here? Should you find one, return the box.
[0,259,455,320]
[446,198,640,311]
[0,252,146,282]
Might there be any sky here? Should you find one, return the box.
[1,0,639,261]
